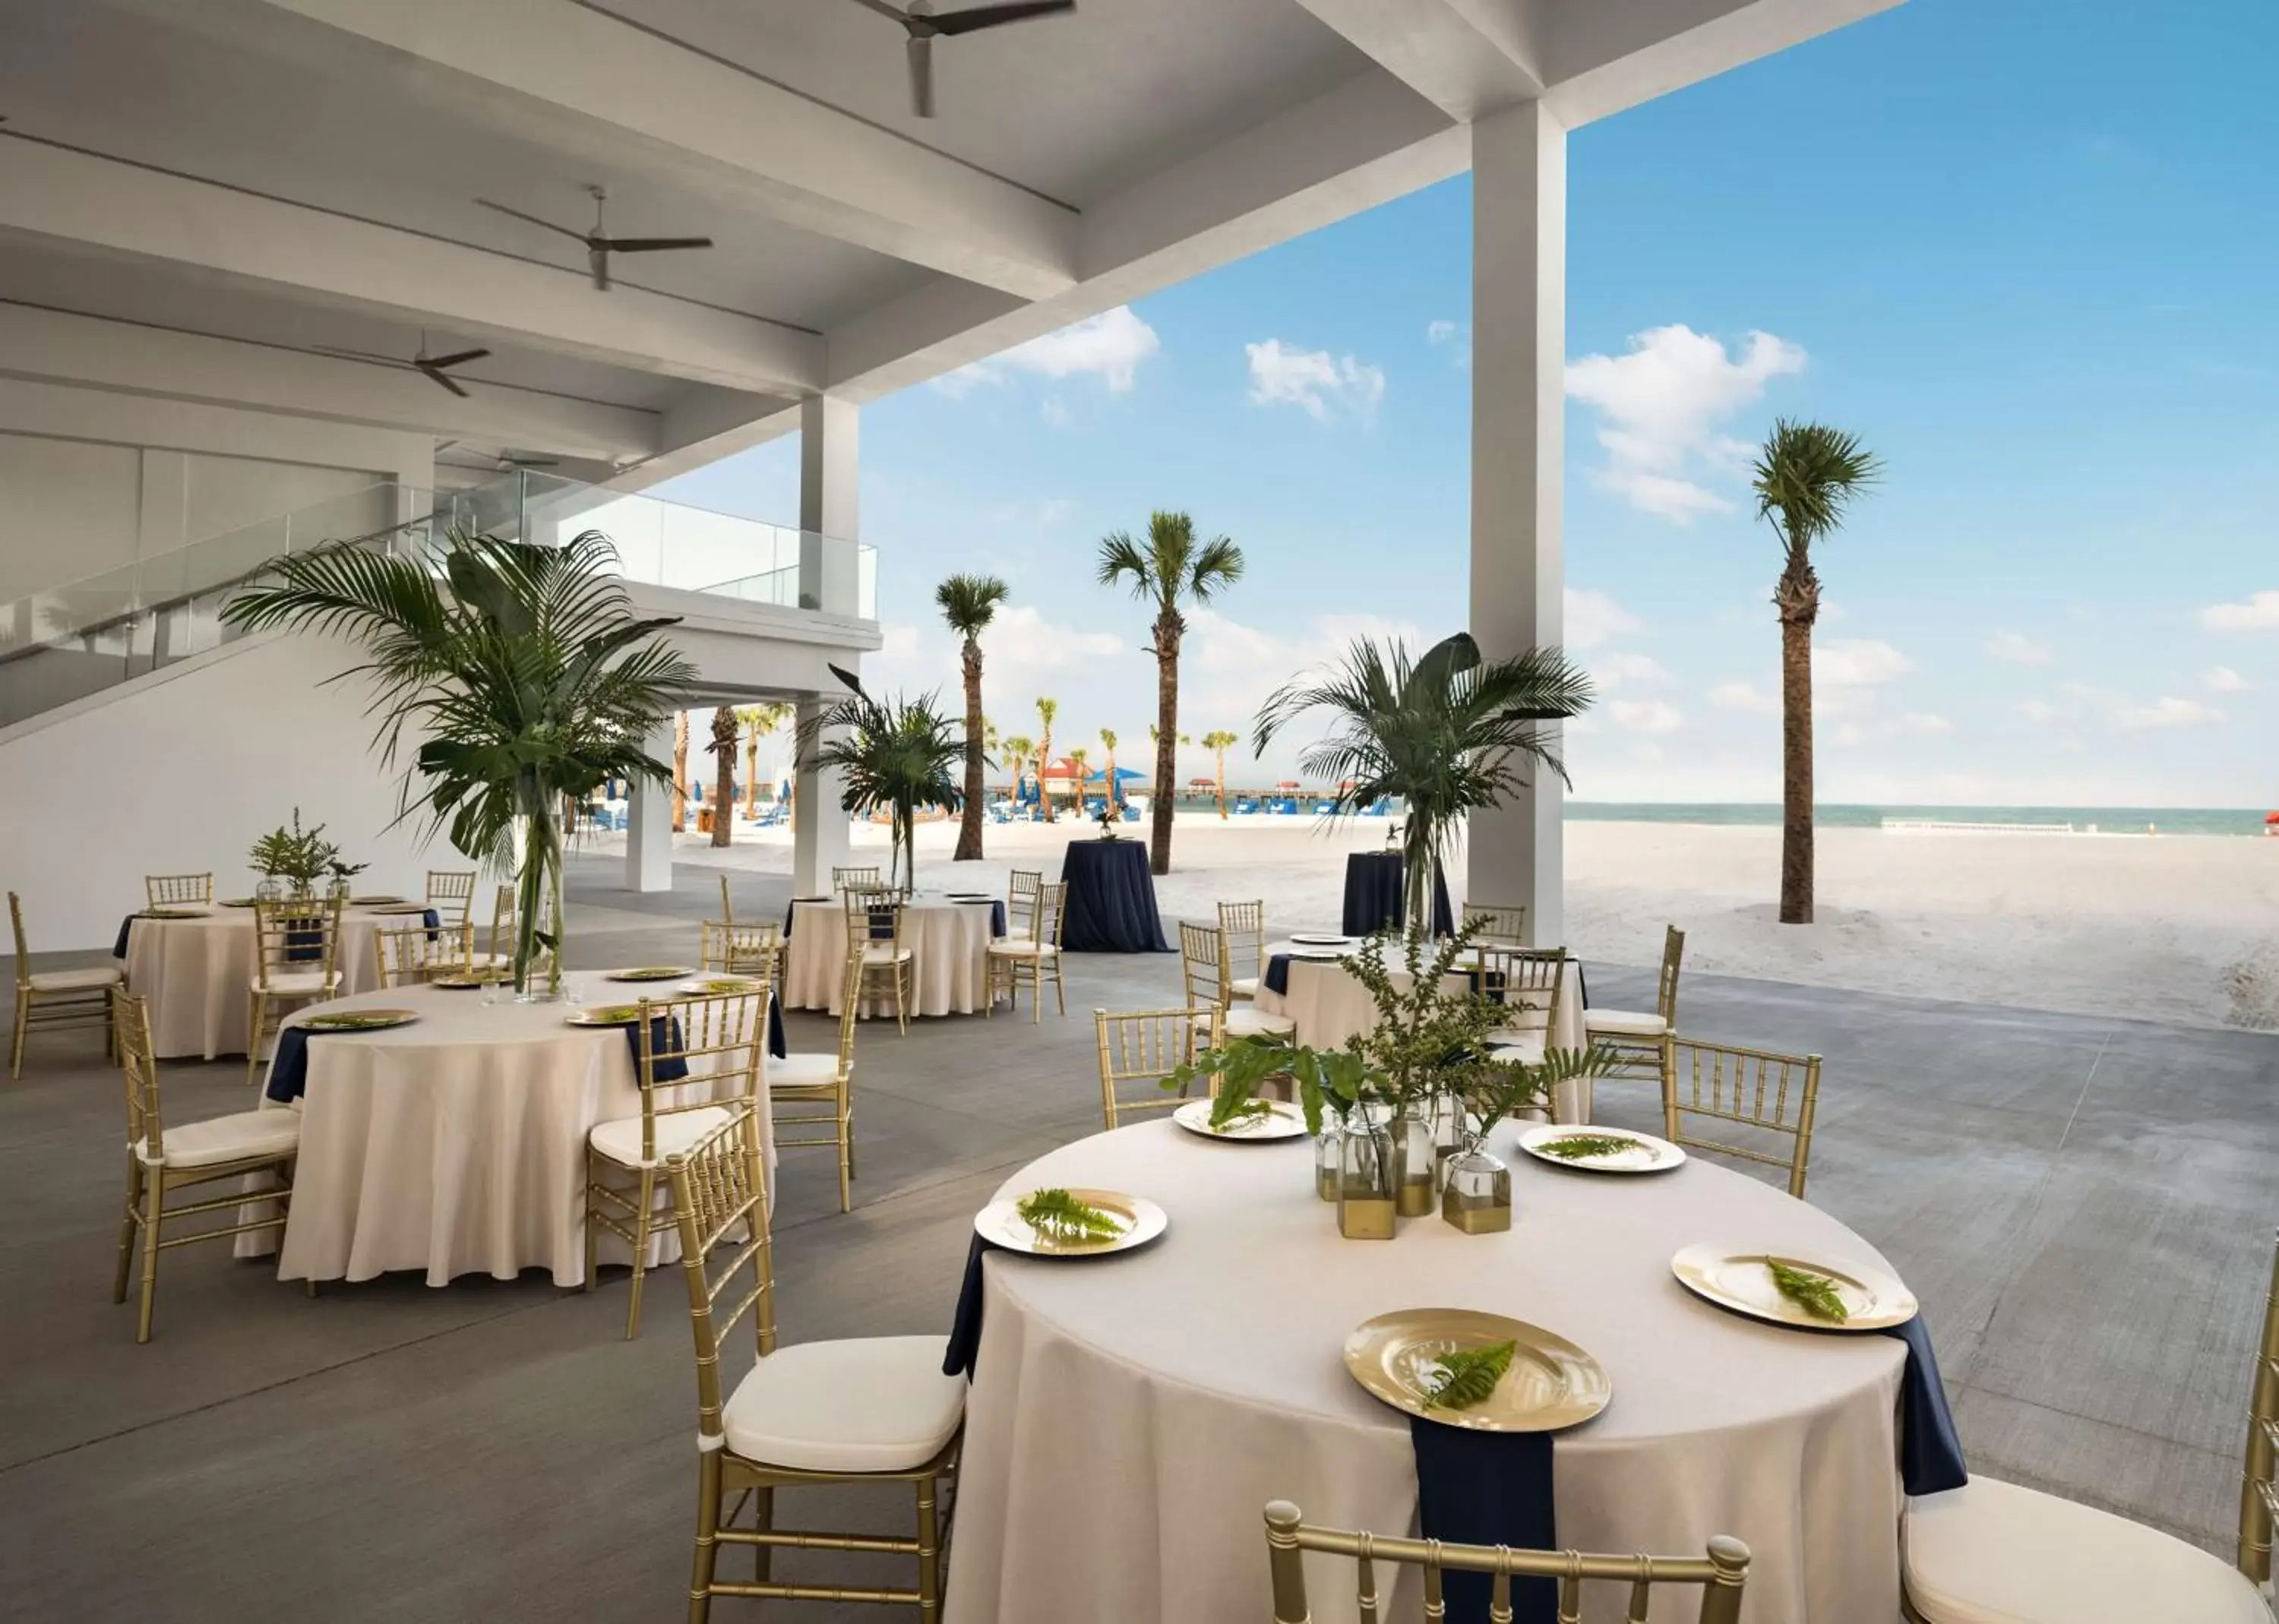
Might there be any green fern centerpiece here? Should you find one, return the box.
[1015,1188,1124,1244]
[1421,1339,1517,1411]
[1768,1259,1850,1322]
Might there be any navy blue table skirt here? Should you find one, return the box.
[1059,839,1171,953]
[1342,851,1454,937]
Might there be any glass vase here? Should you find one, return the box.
[1337,1118,1396,1240]
[1392,1110,1437,1218]
[1441,1136,1513,1234]
[1430,1092,1468,1193]
[254,877,283,903]
[1314,1117,1344,1202]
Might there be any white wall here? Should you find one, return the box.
[0,631,454,951]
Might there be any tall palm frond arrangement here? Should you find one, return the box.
[222,527,694,995]
[1098,510,1244,874]
[796,665,968,892]
[1751,419,1883,925]
[937,573,1008,862]
[1254,632,1592,937]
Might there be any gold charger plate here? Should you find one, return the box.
[1290,934,1351,946]
[1171,1098,1308,1141]
[565,1004,648,1027]
[431,972,511,990]
[301,1008,419,1033]
[1343,1308,1611,1433]
[1516,1123,1686,1175]
[605,965,694,982]
[349,895,406,906]
[221,898,260,908]
[140,908,209,920]
[687,977,763,994]
[370,904,432,916]
[1669,1243,1917,1332]
[973,1187,1168,1256]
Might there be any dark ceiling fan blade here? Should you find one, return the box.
[473,197,592,242]
[928,0,1074,36]
[311,343,397,365]
[843,0,910,21]
[414,362,471,398]
[908,33,935,117]
[501,455,561,469]
[598,236,714,253]
[422,347,492,370]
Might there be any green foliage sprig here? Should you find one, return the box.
[1423,1340,1517,1411]
[1769,1259,1849,1322]
[1015,1188,1122,1243]
[1531,1131,1646,1163]
[248,807,339,887]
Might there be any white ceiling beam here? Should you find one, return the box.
[1289,0,1547,122]
[0,138,823,397]
[0,375,433,479]
[0,302,660,463]
[1541,0,1903,126]
[156,0,1081,302]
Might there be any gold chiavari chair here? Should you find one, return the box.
[485,882,546,975]
[1094,1006,1222,1130]
[1479,945,1569,1063]
[9,890,122,1078]
[1007,867,1044,935]
[144,872,215,907]
[112,989,303,1342]
[1662,1038,1821,1199]
[424,868,477,930]
[831,864,883,892]
[245,896,343,1087]
[1218,899,1266,1001]
[1901,1226,2279,1622]
[772,947,861,1212]
[1177,919,1294,1041]
[663,1111,964,1621]
[1585,925,1685,1090]
[1461,899,1528,947]
[985,880,1068,1023]
[1263,1499,1751,1624]
[703,874,788,982]
[374,921,475,988]
[584,988,768,1340]
[844,888,915,1033]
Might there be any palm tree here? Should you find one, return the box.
[1000,733,1034,809]
[1098,727,1118,807]
[1255,633,1592,937]
[1201,728,1239,818]
[738,703,792,819]
[221,527,694,995]
[796,665,966,892]
[1067,745,1090,814]
[707,704,739,847]
[1034,695,1059,822]
[672,710,690,833]
[937,573,1009,861]
[1098,511,1244,875]
[1753,419,1884,924]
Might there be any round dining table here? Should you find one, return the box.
[235,972,776,1286]
[781,895,1002,1016]
[119,899,430,1060]
[944,1120,1910,1624]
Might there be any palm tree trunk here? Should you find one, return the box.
[744,737,758,819]
[1039,726,1056,822]
[1215,748,1228,819]
[1776,564,1819,924]
[954,640,985,861]
[1150,616,1181,876]
[672,712,688,834]
[710,706,736,848]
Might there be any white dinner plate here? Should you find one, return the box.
[1290,934,1351,946]
[974,1187,1168,1256]
[1516,1123,1686,1174]
[1171,1098,1308,1141]
[1670,1242,1917,1332]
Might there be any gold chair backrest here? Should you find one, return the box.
[1218,899,1266,984]
[1462,901,1528,946]
[665,1110,779,1451]
[145,873,214,907]
[628,991,770,1166]
[1022,881,1069,948]
[375,921,474,987]
[844,887,906,953]
[251,897,343,991]
[2236,1228,2279,1581]
[1655,925,1686,1022]
[700,918,782,977]
[1094,1007,1215,1130]
[1007,867,1044,931]
[488,883,554,970]
[1262,1500,1750,1624]
[8,891,29,989]
[717,872,736,926]
[832,937,864,1070]
[1479,946,1566,1032]
[1664,1038,1821,1199]
[113,989,165,1162]
[1179,920,1232,1010]
[832,865,883,893]
[425,870,477,927]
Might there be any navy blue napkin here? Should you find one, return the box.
[1879,1316,1968,1493]
[1264,953,1292,995]
[621,1014,689,1082]
[264,1026,315,1102]
[112,915,134,959]
[1410,1420,1557,1624]
[950,898,1010,937]
[943,1233,998,1377]
[767,995,787,1060]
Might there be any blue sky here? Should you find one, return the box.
[659,0,2279,806]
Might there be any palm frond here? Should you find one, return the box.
[936,572,1010,637]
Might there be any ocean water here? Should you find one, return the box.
[1564,804,2274,837]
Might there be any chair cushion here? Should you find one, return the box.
[28,965,124,992]
[1585,1008,1668,1038]
[1196,1006,1297,1039]
[986,940,1059,959]
[770,1051,841,1085]
[1228,975,1260,999]
[1903,1477,2271,1624]
[257,969,342,995]
[859,943,915,964]
[722,1335,965,1474]
[1486,1033,1547,1066]
[588,1106,736,1169]
[137,1108,301,1169]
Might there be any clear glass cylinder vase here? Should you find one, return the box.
[1315,1117,1344,1202]
[1337,1120,1396,1240]
[1441,1137,1513,1234]
[1392,1110,1437,1217]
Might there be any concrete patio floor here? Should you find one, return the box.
[2,854,2273,1620]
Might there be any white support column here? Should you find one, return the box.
[1467,101,1567,943]
[626,719,674,893]
[793,396,858,893]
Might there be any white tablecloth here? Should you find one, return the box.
[782,896,997,1016]
[1252,939,1594,1121]
[122,902,411,1060]
[946,1121,1907,1624]
[236,972,774,1286]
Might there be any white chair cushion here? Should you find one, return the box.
[588,1105,736,1169]
[722,1335,966,1474]
[859,943,915,964]
[137,1108,301,1169]
[770,1051,840,1085]
[1585,1008,1668,1038]
[1904,1478,2271,1624]
[987,940,1059,959]
[1486,1033,1547,1066]
[1196,1006,1297,1039]
[257,969,342,995]
[28,965,124,991]
[1228,975,1260,999]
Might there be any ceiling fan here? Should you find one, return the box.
[845,0,1076,118]
[476,185,713,292]
[313,332,491,397]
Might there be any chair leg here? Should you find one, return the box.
[10,987,28,1079]
[582,1148,601,1294]
[113,1155,141,1304]
[623,1165,657,1340]
[836,1095,853,1214]
[687,1447,722,1624]
[245,991,267,1087]
[916,1471,944,1619]
[894,960,908,1035]
[1030,964,1042,1025]
[1053,962,1065,1017]
[752,1485,775,1585]
[134,1171,163,1344]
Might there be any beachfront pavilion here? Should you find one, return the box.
[5,3,2277,1622]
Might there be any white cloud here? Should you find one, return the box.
[1985,629,2054,665]
[1040,397,1074,428]
[1709,681,1778,715]
[2203,592,2279,630]
[1426,319,1471,368]
[1608,699,1685,735]
[2019,698,2068,726]
[1813,638,1913,689]
[1832,722,1867,747]
[1893,712,1954,737]
[1564,324,1807,523]
[931,305,1162,397]
[876,623,921,662]
[1180,607,1428,725]
[1245,339,1386,424]
[1563,588,1643,650]
[2202,665,2252,694]
[1595,653,1672,690]
[2113,696,2223,731]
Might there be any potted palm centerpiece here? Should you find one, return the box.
[223,527,694,999]
[797,665,969,894]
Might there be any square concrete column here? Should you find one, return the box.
[792,694,852,895]
[625,719,674,893]
[1468,100,1567,943]
[793,394,858,893]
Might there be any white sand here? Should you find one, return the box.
[595,813,2279,1032]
